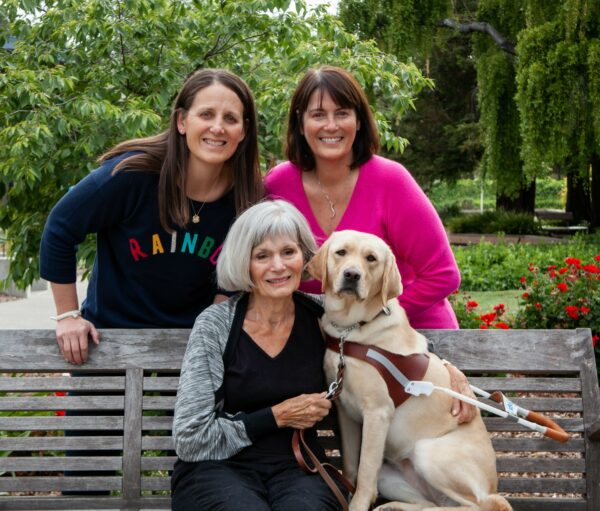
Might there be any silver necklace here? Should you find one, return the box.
[315,171,354,220]
[316,177,337,219]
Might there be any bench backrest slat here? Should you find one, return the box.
[2,456,123,471]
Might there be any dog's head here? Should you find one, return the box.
[308,230,402,308]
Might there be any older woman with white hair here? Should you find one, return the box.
[171,200,341,511]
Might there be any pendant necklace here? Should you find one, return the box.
[188,175,220,224]
[315,170,354,220]
[189,199,206,224]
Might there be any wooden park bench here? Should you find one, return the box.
[0,328,598,510]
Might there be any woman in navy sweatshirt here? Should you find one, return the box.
[40,68,263,364]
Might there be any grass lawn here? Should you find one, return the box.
[466,289,521,317]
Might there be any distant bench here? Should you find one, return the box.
[535,209,574,222]
[535,209,589,236]
[0,328,599,510]
[540,225,589,235]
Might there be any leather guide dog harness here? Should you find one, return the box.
[292,320,431,511]
[325,335,430,408]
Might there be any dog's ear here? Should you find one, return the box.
[307,239,330,292]
[381,250,402,305]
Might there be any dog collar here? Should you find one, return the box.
[329,306,391,334]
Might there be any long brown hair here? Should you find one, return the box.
[285,66,380,171]
[101,69,263,231]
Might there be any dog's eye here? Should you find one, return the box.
[366,255,377,262]
[335,249,346,256]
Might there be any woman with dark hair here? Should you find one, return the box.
[41,68,263,364]
[265,66,474,422]
[266,65,458,330]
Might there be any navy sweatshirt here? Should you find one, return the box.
[40,153,236,328]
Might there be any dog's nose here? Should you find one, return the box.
[343,268,361,282]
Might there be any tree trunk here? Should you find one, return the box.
[496,179,536,213]
[591,155,600,229]
[566,169,592,224]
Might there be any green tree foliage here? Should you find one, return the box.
[339,0,482,189]
[0,0,429,287]
[339,0,451,61]
[473,0,531,210]
[399,30,482,189]
[516,0,600,225]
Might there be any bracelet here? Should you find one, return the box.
[50,310,82,321]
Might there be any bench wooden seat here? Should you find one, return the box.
[0,328,598,510]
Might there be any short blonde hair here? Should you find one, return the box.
[217,200,317,292]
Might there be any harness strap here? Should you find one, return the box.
[326,336,430,408]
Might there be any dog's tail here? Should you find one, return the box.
[479,494,513,511]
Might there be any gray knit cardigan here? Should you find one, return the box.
[173,292,323,462]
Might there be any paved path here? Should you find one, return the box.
[0,280,88,329]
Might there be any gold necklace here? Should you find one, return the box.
[189,199,207,224]
[188,175,221,224]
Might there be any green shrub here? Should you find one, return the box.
[535,178,567,209]
[453,233,600,291]
[436,203,462,223]
[447,211,540,235]
[429,177,566,213]
[429,179,496,211]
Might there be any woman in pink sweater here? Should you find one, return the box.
[265,66,460,330]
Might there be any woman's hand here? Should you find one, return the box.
[445,362,477,424]
[272,393,332,429]
[56,317,100,365]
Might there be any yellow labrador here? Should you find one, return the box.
[309,230,512,511]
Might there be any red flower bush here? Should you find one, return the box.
[451,254,599,376]
[449,292,511,330]
[565,305,579,320]
[516,256,599,355]
[54,391,66,417]
[565,257,581,268]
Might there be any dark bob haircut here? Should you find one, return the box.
[285,66,380,171]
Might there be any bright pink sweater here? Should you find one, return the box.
[264,156,460,329]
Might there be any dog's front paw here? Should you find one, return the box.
[349,489,377,511]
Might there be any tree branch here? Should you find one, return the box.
[438,18,516,56]
[202,31,271,61]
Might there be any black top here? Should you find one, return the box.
[40,152,236,328]
[223,294,326,463]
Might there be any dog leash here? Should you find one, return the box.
[404,380,570,443]
[292,325,358,511]
[292,429,355,511]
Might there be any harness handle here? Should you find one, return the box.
[487,390,570,443]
